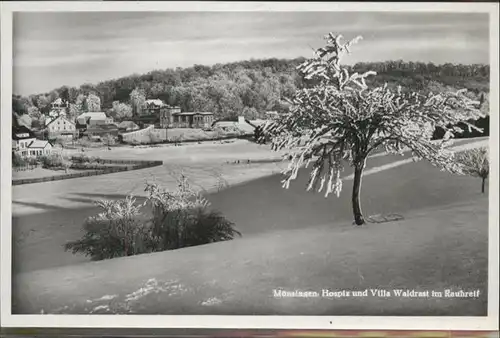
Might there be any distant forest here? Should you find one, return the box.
[12,58,490,135]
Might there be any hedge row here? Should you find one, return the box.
[12,160,163,186]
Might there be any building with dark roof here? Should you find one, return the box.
[12,125,53,157]
[171,112,214,129]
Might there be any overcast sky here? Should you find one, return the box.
[13,11,490,96]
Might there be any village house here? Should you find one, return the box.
[12,126,36,157]
[12,125,53,157]
[75,112,114,139]
[133,99,162,128]
[51,97,68,111]
[25,140,54,157]
[144,99,165,115]
[45,115,77,139]
[132,98,213,130]
[171,112,214,129]
[44,98,69,126]
[134,99,181,129]
[160,106,181,128]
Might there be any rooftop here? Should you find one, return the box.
[46,115,74,127]
[27,140,52,149]
[12,126,36,140]
[77,112,109,120]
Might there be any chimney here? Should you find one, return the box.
[238,116,245,124]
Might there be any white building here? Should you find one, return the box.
[12,126,36,157]
[46,115,77,139]
[12,126,53,157]
[25,140,53,157]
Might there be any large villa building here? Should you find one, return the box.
[169,112,214,129]
[134,99,214,129]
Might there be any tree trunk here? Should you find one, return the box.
[481,177,486,194]
[352,161,366,226]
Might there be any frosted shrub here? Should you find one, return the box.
[72,154,97,164]
[40,152,71,169]
[64,196,153,260]
[144,176,240,250]
[65,177,240,261]
[12,153,27,167]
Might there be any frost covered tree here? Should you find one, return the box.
[18,114,32,129]
[263,33,485,225]
[457,147,489,194]
[111,101,133,121]
[85,93,101,112]
[130,88,146,116]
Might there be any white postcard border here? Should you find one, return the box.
[1,1,499,331]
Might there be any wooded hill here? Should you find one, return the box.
[12,59,490,128]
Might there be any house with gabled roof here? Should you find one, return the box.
[51,97,67,109]
[25,140,53,157]
[12,126,36,157]
[45,115,77,139]
[12,125,53,157]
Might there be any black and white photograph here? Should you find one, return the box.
[1,1,498,331]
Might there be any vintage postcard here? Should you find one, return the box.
[1,1,498,331]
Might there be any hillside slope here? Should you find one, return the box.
[12,139,490,316]
[13,197,488,316]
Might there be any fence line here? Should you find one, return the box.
[12,160,163,186]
